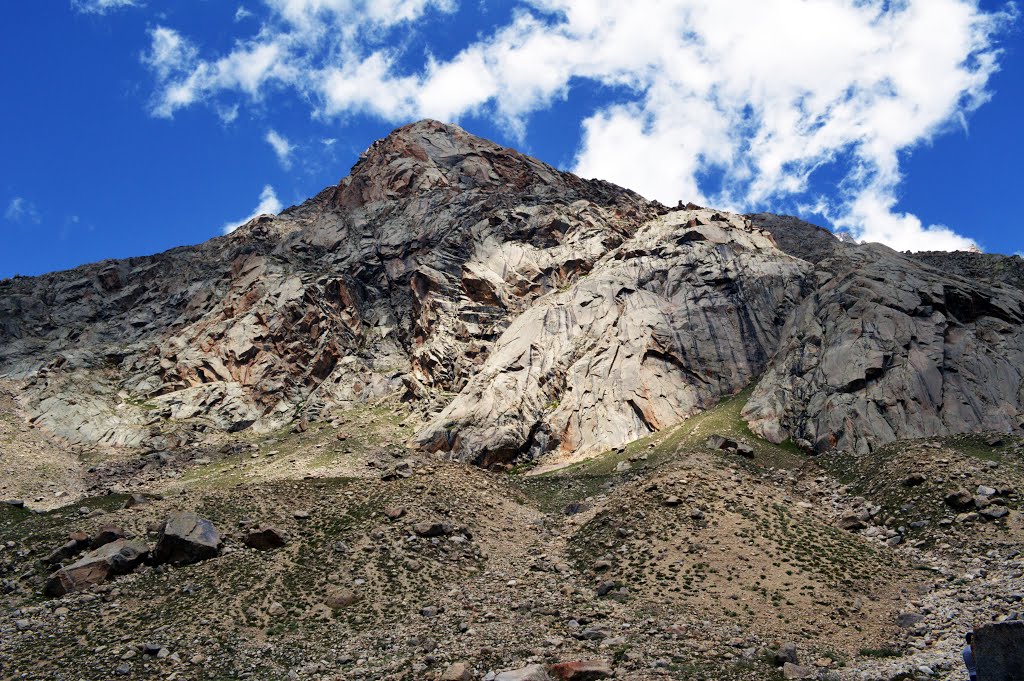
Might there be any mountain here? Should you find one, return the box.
[1,120,1021,467]
[3,121,1024,681]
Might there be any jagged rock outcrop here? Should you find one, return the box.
[415,210,809,464]
[743,243,1024,453]
[1,119,1022,465]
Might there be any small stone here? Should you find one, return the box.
[441,661,473,681]
[548,659,613,680]
[782,662,815,679]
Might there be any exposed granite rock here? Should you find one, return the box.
[154,512,221,565]
[44,539,150,596]
[743,243,1024,453]
[416,210,809,464]
[1,119,1021,468]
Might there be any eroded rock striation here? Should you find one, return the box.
[1,119,1022,466]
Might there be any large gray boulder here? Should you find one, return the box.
[975,621,1024,681]
[154,512,221,566]
[44,538,150,596]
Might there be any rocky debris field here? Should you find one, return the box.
[2,391,1022,680]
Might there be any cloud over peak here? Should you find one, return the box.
[222,185,283,234]
[141,0,1017,252]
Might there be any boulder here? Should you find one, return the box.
[412,521,451,538]
[774,642,799,666]
[896,612,925,629]
[494,665,551,681]
[782,663,816,679]
[244,526,288,550]
[43,531,91,566]
[706,435,738,451]
[837,513,866,531]
[44,539,150,596]
[981,506,1009,520]
[547,660,613,680]
[91,524,126,549]
[734,442,755,458]
[154,512,221,565]
[975,620,1024,680]
[383,506,406,520]
[944,490,975,510]
[324,588,357,610]
[440,662,473,681]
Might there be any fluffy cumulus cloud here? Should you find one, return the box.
[222,185,283,234]
[141,0,1016,251]
[72,0,141,14]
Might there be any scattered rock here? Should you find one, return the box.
[782,662,816,679]
[944,489,975,510]
[244,526,288,550]
[91,524,126,549]
[494,665,551,681]
[324,588,357,611]
[547,660,613,680]
[774,642,799,666]
[154,512,221,566]
[441,662,473,681]
[44,539,150,596]
[413,521,451,538]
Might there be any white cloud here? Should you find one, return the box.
[5,197,41,224]
[265,129,295,168]
[72,0,141,14]
[140,0,1015,251]
[222,185,283,234]
[235,6,254,21]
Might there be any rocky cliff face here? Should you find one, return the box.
[1,120,1021,464]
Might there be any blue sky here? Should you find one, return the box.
[1,0,1021,279]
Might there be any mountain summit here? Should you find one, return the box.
[0,121,1021,470]
[3,121,1024,681]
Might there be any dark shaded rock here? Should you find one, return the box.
[43,531,91,566]
[91,524,126,549]
[44,539,150,596]
[975,620,1024,681]
[902,473,927,487]
[945,490,975,510]
[981,506,1010,520]
[547,660,613,680]
[706,434,738,451]
[154,512,221,565]
[773,642,799,666]
[412,521,451,538]
[838,514,867,531]
[244,526,288,550]
[896,612,925,629]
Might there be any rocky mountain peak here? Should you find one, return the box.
[330,119,564,209]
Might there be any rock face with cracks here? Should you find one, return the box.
[0,119,1022,468]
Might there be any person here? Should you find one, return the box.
[962,631,977,681]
